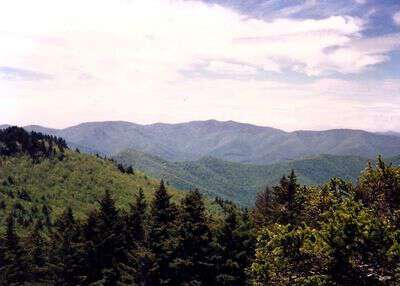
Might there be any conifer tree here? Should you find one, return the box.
[215,206,255,286]
[50,207,85,285]
[127,188,147,244]
[125,245,158,286]
[171,190,215,285]
[0,212,30,284]
[147,180,177,285]
[83,190,127,286]
[273,170,303,225]
[252,186,275,228]
[27,220,51,283]
[42,203,52,227]
[0,241,4,283]
[126,166,135,175]
[82,211,100,283]
[118,189,149,285]
[358,156,400,224]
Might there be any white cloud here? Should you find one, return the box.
[1,0,400,131]
[355,0,367,5]
[0,0,392,80]
[205,61,259,76]
[394,11,400,26]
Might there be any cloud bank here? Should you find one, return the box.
[0,0,399,131]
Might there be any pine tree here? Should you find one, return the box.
[0,212,30,284]
[214,206,256,286]
[147,180,177,285]
[128,245,158,286]
[273,170,303,225]
[118,189,148,285]
[236,209,256,284]
[126,188,147,244]
[252,186,275,228]
[42,203,52,227]
[27,220,51,284]
[50,207,86,285]
[83,190,127,286]
[171,190,215,285]
[358,156,400,224]
[126,166,135,175]
[82,212,100,284]
[0,239,5,283]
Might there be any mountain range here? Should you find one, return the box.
[2,120,400,204]
[5,120,400,165]
[114,150,400,205]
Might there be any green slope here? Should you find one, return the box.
[115,150,377,205]
[0,151,188,225]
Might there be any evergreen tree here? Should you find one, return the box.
[147,180,177,285]
[50,207,85,285]
[252,186,275,228]
[27,220,51,284]
[0,212,30,284]
[42,203,52,227]
[171,190,215,285]
[118,189,149,285]
[215,206,255,285]
[128,245,158,286]
[126,188,147,244]
[83,190,127,286]
[358,156,400,225]
[126,166,135,175]
[0,237,5,283]
[273,170,303,225]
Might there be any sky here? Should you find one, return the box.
[1,0,400,131]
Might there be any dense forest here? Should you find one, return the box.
[1,127,400,285]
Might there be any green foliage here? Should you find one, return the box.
[1,128,400,285]
[147,180,178,285]
[0,150,187,230]
[126,188,147,244]
[252,224,327,286]
[115,150,374,205]
[214,205,256,285]
[357,156,400,224]
[50,207,86,285]
[0,213,31,284]
[171,190,215,285]
[251,160,400,285]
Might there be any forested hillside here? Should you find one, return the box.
[0,127,191,227]
[1,128,400,285]
[115,149,378,205]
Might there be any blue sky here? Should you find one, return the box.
[203,0,400,78]
[0,0,400,131]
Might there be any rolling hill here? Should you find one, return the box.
[8,120,400,165]
[114,149,379,205]
[0,150,190,224]
[0,127,195,229]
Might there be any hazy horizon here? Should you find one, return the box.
[2,118,400,133]
[1,0,400,131]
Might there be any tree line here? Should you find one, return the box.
[0,180,255,285]
[1,126,400,285]
[0,127,67,161]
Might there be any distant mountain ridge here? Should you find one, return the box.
[2,120,400,164]
[376,131,400,137]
